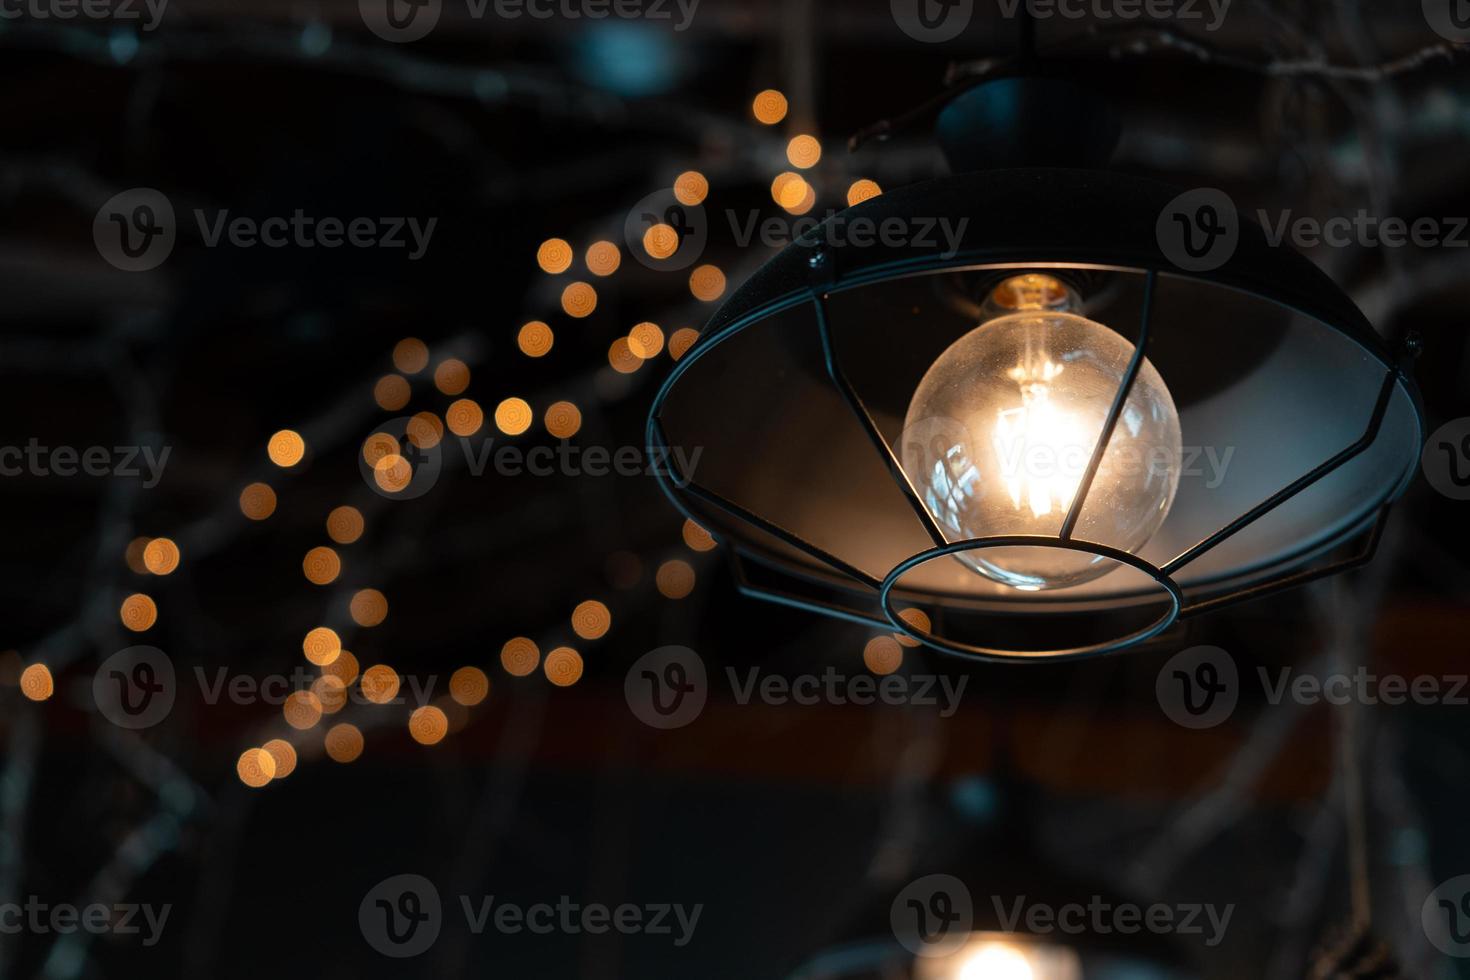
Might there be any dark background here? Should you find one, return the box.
[1,0,1469,977]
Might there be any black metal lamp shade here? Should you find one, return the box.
[647,169,1423,660]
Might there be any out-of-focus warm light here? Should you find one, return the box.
[627,322,665,358]
[674,171,709,206]
[642,223,680,260]
[434,358,471,396]
[495,397,533,436]
[450,666,489,706]
[350,588,388,627]
[500,637,540,677]
[374,454,412,493]
[302,627,342,666]
[120,593,157,632]
[956,944,1036,980]
[374,374,411,411]
[447,398,485,437]
[894,608,931,648]
[393,337,430,374]
[785,180,817,215]
[240,483,277,520]
[656,560,695,599]
[690,265,726,302]
[284,690,323,729]
[302,546,341,585]
[608,338,643,374]
[771,171,805,209]
[262,739,297,778]
[322,649,360,685]
[571,600,611,640]
[668,328,699,360]
[267,430,306,468]
[752,88,788,124]
[537,237,574,274]
[863,636,903,675]
[409,705,449,745]
[362,432,398,468]
[585,240,622,277]
[544,401,582,439]
[681,519,716,552]
[324,723,363,763]
[143,537,180,575]
[561,281,598,318]
[327,505,364,544]
[786,134,822,169]
[847,179,883,206]
[237,748,276,788]
[360,664,400,704]
[518,321,554,357]
[125,536,151,574]
[543,647,583,687]
[311,674,348,714]
[407,411,444,450]
[20,664,53,702]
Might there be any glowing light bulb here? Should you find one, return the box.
[957,945,1035,980]
[901,275,1181,591]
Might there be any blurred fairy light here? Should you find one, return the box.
[785,181,817,215]
[544,401,582,438]
[571,600,611,640]
[119,593,157,632]
[668,328,698,360]
[573,22,679,97]
[518,321,555,357]
[326,505,364,544]
[267,430,306,468]
[786,135,822,169]
[360,665,400,704]
[627,322,665,358]
[495,398,533,436]
[681,519,716,552]
[262,739,297,779]
[408,411,444,450]
[236,748,276,788]
[450,667,489,706]
[239,482,277,520]
[847,179,883,206]
[350,588,388,627]
[894,608,931,648]
[911,935,1083,980]
[374,454,412,493]
[607,338,643,375]
[311,675,348,714]
[561,281,598,318]
[771,171,805,209]
[446,398,485,437]
[302,627,342,666]
[862,636,903,676]
[322,649,360,685]
[19,663,53,702]
[500,637,540,677]
[434,358,470,396]
[409,705,449,745]
[689,265,727,302]
[142,537,180,575]
[673,171,709,206]
[585,241,622,277]
[124,536,151,574]
[543,647,583,687]
[302,546,341,585]
[284,691,323,729]
[393,337,429,374]
[374,374,411,411]
[324,723,364,763]
[641,223,680,260]
[655,560,695,599]
[536,238,574,274]
[752,88,788,125]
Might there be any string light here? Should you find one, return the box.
[571,600,611,640]
[142,537,180,575]
[847,179,883,206]
[689,265,726,302]
[673,171,709,206]
[407,411,444,450]
[311,674,349,714]
[495,397,533,436]
[752,88,788,124]
[863,636,903,675]
[433,358,471,396]
[262,739,297,779]
[267,430,306,468]
[585,240,622,277]
[302,627,342,666]
[374,454,412,493]
[771,171,805,209]
[608,338,643,374]
[500,637,540,677]
[120,593,157,631]
[518,321,555,357]
[350,588,388,627]
[374,374,411,411]
[324,723,364,763]
[447,398,485,436]
[236,748,276,788]
[668,328,699,360]
[362,432,399,468]
[322,649,360,685]
[283,691,323,729]
[561,281,598,318]
[124,536,151,574]
[544,401,582,438]
[239,483,277,520]
[681,519,717,552]
[19,664,52,702]
[543,647,583,687]
[786,134,822,169]
[627,322,665,358]
[894,608,931,648]
[642,223,680,260]
[360,665,401,704]
[326,505,364,544]
[409,705,449,745]
[655,560,695,599]
[784,181,817,215]
[393,337,430,374]
[302,546,341,585]
[450,666,489,706]
[536,237,574,274]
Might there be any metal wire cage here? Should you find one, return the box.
[647,169,1423,661]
